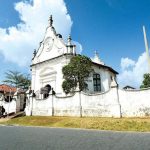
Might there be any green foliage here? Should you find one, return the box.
[62,55,92,94]
[62,79,77,94]
[140,73,150,89]
[3,70,31,89]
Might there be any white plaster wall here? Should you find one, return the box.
[25,87,150,118]
[26,87,121,118]
[87,66,115,93]
[54,93,81,116]
[32,97,53,116]
[81,87,120,117]
[118,88,150,117]
[32,59,115,98]
[25,96,32,116]
[2,100,16,114]
[32,55,72,96]
[27,93,81,117]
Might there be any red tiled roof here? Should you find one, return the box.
[0,84,17,93]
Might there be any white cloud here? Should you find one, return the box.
[120,57,135,70]
[0,0,81,66]
[118,52,149,88]
[72,41,83,54]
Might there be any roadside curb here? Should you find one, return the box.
[1,124,150,134]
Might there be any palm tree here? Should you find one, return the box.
[3,70,31,89]
[19,74,31,89]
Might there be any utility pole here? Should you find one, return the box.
[143,25,150,73]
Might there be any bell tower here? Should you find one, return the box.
[66,34,76,54]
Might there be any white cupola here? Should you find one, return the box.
[92,51,104,65]
[66,34,76,54]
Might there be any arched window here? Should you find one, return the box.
[93,73,101,92]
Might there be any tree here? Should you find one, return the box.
[62,55,92,94]
[140,73,150,89]
[3,70,31,89]
[19,74,31,89]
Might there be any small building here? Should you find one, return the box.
[0,84,17,115]
[0,84,26,115]
[0,84,16,102]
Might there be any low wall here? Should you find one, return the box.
[53,93,81,116]
[81,88,120,117]
[25,87,150,118]
[119,88,150,117]
[26,87,121,117]
[2,100,16,114]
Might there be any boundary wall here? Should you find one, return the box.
[25,87,150,117]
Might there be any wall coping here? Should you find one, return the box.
[81,89,111,96]
[119,87,150,92]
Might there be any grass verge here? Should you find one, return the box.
[0,116,150,132]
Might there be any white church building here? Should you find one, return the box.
[25,16,150,118]
[31,15,118,97]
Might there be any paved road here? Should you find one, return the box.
[0,126,150,150]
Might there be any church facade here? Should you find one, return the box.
[25,16,150,118]
[31,16,118,97]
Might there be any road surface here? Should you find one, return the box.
[0,126,150,150]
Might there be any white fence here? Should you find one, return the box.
[119,88,150,117]
[1,100,16,115]
[25,86,150,118]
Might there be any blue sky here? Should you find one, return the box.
[0,0,150,88]
[65,0,149,62]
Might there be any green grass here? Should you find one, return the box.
[1,116,150,132]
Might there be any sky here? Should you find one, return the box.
[0,0,150,88]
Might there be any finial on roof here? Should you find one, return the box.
[92,50,104,65]
[49,15,53,27]
[67,34,72,45]
[33,49,36,57]
[94,50,98,57]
